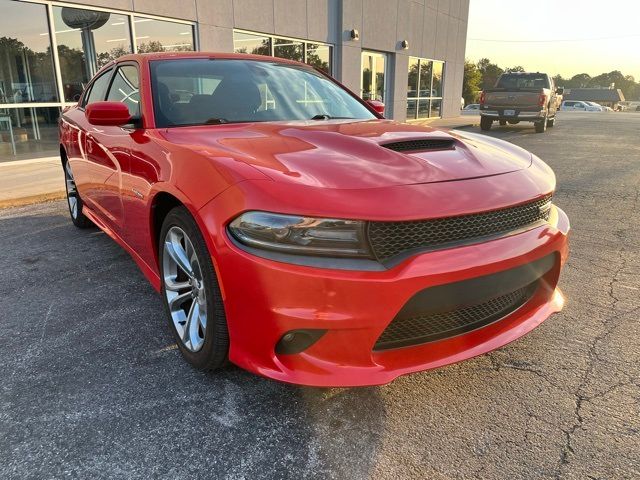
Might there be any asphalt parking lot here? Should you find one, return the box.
[1,112,639,479]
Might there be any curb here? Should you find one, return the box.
[0,191,66,210]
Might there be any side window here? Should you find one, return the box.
[107,65,141,117]
[84,69,113,106]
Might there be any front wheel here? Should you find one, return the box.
[63,160,92,228]
[480,116,492,131]
[159,206,229,370]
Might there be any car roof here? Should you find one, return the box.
[93,51,314,80]
[113,51,308,66]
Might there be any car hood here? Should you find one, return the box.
[159,120,532,190]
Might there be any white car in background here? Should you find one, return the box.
[462,103,480,115]
[560,100,602,112]
[585,102,610,111]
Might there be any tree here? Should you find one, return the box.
[476,58,504,89]
[462,59,481,104]
[569,73,591,88]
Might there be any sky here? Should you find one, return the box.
[465,0,640,80]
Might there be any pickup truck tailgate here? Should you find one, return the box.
[485,91,540,107]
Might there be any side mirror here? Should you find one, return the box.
[556,87,564,95]
[366,99,385,116]
[86,101,131,126]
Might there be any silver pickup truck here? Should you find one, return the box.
[479,72,563,133]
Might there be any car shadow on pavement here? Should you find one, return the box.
[0,203,387,479]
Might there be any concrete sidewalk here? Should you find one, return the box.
[413,114,480,129]
[0,157,65,209]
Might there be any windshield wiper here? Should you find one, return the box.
[204,118,229,125]
[310,114,356,120]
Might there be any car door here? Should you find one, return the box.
[80,66,129,230]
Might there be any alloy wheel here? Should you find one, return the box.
[64,162,79,219]
[162,226,208,352]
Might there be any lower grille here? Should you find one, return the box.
[374,281,538,351]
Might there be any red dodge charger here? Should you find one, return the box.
[59,52,569,387]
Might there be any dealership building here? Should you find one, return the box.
[0,0,469,162]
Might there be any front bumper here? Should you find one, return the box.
[199,194,570,386]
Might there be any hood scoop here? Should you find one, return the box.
[381,138,455,153]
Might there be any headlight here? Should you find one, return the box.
[228,211,372,258]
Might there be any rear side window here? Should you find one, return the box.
[496,74,550,90]
[107,65,141,117]
[84,69,113,106]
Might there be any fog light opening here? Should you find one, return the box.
[275,329,327,355]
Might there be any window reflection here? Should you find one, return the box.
[135,18,194,53]
[361,51,386,102]
[107,65,140,117]
[233,31,333,75]
[407,57,419,99]
[0,107,60,160]
[406,57,445,119]
[0,0,58,104]
[273,38,303,62]
[0,2,193,160]
[233,31,270,56]
[432,62,443,97]
[306,44,330,73]
[53,6,132,101]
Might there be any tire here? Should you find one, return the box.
[499,120,507,126]
[547,116,556,127]
[535,116,547,133]
[159,206,229,370]
[63,159,92,228]
[480,116,492,131]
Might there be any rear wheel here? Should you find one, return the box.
[547,116,556,127]
[534,116,547,133]
[480,116,492,131]
[159,206,229,370]
[63,160,92,228]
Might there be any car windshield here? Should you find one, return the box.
[150,58,376,127]
[495,74,550,90]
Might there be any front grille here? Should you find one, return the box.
[368,195,552,262]
[374,282,538,351]
[381,139,455,152]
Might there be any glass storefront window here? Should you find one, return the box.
[53,6,132,102]
[407,57,419,99]
[0,107,60,160]
[233,31,333,75]
[306,44,331,74]
[430,98,442,118]
[135,18,194,53]
[419,61,432,98]
[406,99,417,119]
[406,57,445,119]
[0,1,58,104]
[273,38,303,62]
[432,61,444,97]
[361,51,386,102]
[233,31,270,56]
[0,3,193,161]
